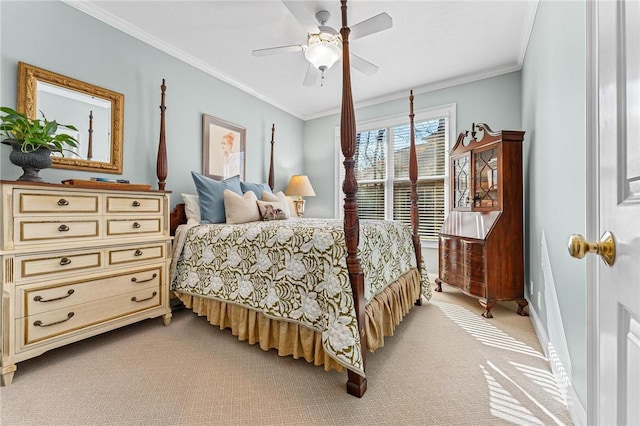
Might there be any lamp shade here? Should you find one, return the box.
[285,175,316,197]
[304,31,342,71]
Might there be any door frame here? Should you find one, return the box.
[586,0,600,423]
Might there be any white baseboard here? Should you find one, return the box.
[528,301,587,426]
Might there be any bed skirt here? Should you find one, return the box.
[174,268,422,373]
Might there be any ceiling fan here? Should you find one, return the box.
[251,1,393,86]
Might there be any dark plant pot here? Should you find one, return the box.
[2,140,52,182]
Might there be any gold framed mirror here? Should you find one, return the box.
[17,62,124,174]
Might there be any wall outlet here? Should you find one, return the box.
[530,280,534,296]
[537,290,542,307]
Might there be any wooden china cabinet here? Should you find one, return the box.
[435,123,528,318]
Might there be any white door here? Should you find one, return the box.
[590,0,640,424]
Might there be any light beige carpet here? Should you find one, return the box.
[0,279,573,425]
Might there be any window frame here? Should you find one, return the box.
[334,103,456,248]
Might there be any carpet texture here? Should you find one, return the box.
[0,279,573,425]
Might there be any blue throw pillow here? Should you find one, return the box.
[240,181,272,196]
[191,172,242,223]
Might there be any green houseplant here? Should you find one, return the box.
[0,106,79,182]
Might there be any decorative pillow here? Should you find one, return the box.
[191,172,242,224]
[240,181,272,196]
[257,200,287,221]
[181,193,201,225]
[223,189,261,224]
[283,193,297,218]
[262,191,291,218]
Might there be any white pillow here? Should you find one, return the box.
[181,193,201,225]
[223,189,261,224]
[262,191,292,219]
[284,194,297,218]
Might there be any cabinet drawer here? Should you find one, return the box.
[108,244,164,265]
[106,218,162,237]
[17,250,102,280]
[461,239,484,256]
[18,286,162,347]
[19,266,163,318]
[106,196,161,213]
[440,249,457,264]
[440,236,458,251]
[15,190,99,215]
[464,280,486,297]
[17,219,100,244]
[462,264,485,282]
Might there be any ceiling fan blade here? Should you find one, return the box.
[350,12,393,40]
[252,44,304,57]
[282,1,319,34]
[351,54,379,76]
[302,64,319,86]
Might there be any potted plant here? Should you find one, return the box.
[1,106,79,182]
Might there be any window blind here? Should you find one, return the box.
[336,107,451,242]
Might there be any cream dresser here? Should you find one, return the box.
[0,181,172,386]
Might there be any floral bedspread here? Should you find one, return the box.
[171,218,430,376]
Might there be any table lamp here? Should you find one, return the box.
[285,175,316,218]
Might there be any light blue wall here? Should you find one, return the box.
[0,1,304,206]
[303,72,522,271]
[521,0,587,408]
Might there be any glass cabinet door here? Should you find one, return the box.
[473,147,499,208]
[452,153,471,209]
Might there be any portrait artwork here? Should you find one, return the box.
[202,114,246,180]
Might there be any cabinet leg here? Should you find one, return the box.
[1,364,17,386]
[162,312,172,326]
[516,299,529,316]
[434,278,443,292]
[479,299,494,319]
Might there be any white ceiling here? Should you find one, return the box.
[64,0,538,120]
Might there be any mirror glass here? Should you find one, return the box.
[17,62,124,174]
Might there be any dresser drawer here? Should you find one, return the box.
[18,266,163,318]
[464,279,486,298]
[108,244,164,265]
[461,239,484,256]
[440,236,458,251]
[17,219,100,244]
[15,190,99,216]
[18,285,163,347]
[16,250,102,281]
[106,196,161,213]
[440,248,457,264]
[106,218,162,237]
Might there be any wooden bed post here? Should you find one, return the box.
[409,91,423,306]
[268,123,275,190]
[156,79,167,191]
[340,0,367,398]
[87,110,94,161]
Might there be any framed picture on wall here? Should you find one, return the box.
[202,114,246,180]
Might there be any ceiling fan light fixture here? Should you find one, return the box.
[304,31,342,71]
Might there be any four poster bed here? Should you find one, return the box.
[165,0,430,397]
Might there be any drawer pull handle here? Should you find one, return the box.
[58,224,70,232]
[132,222,141,229]
[57,198,69,206]
[132,200,141,207]
[131,273,157,284]
[131,291,157,303]
[60,257,72,266]
[34,289,75,303]
[33,312,75,327]
[134,249,143,256]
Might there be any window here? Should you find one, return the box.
[336,104,455,244]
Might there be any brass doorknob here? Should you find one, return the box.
[567,231,616,266]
